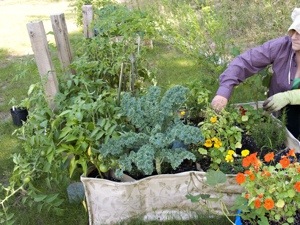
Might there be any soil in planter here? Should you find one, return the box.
[124,159,198,180]
[87,159,198,181]
[197,132,290,174]
[87,167,122,182]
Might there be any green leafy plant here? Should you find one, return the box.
[235,149,300,225]
[198,105,287,172]
[72,3,157,99]
[93,4,155,39]
[183,80,212,122]
[0,72,123,223]
[198,107,244,170]
[98,85,204,177]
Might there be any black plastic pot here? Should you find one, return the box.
[10,107,28,126]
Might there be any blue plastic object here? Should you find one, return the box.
[235,210,243,225]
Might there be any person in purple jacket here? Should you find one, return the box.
[211,8,300,139]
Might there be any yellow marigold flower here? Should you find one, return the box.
[211,137,220,143]
[241,149,250,157]
[180,110,186,117]
[210,116,217,123]
[227,150,235,156]
[214,140,222,149]
[225,154,234,163]
[204,139,213,148]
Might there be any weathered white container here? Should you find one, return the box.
[81,171,242,225]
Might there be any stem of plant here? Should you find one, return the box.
[155,157,162,174]
[220,201,235,225]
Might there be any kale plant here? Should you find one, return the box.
[98,85,204,177]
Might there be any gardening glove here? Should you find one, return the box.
[211,95,228,111]
[263,89,300,112]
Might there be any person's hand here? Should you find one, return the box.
[211,95,228,111]
[263,90,300,112]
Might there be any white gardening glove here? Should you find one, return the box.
[211,95,228,111]
[263,90,300,112]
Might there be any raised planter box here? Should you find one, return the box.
[81,171,242,225]
[81,101,300,225]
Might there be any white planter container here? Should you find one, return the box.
[81,171,243,225]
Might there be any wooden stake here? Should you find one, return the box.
[27,21,59,110]
[50,13,74,75]
[82,5,94,38]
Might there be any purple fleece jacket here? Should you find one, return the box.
[216,36,297,99]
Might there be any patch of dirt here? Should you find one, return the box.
[0,0,79,56]
[0,111,10,121]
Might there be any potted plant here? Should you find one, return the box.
[9,98,29,126]
[80,85,244,225]
[10,105,28,126]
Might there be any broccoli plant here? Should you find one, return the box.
[98,85,203,177]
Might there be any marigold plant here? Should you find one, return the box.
[235,149,300,225]
[198,107,245,170]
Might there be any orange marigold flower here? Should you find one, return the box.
[242,157,251,168]
[243,152,260,168]
[258,193,264,198]
[294,181,300,192]
[264,152,274,162]
[244,193,250,199]
[261,170,271,177]
[236,172,246,185]
[244,170,255,181]
[279,157,290,169]
[264,198,275,210]
[288,149,296,157]
[254,198,261,209]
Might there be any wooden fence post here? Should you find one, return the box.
[50,13,74,75]
[82,5,94,38]
[27,21,59,110]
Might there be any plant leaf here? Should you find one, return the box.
[205,170,226,186]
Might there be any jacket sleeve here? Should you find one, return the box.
[216,36,289,99]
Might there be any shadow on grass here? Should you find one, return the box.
[120,214,235,225]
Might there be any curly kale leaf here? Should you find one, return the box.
[121,86,161,130]
[120,85,189,132]
[98,132,148,157]
[131,144,155,175]
[160,85,188,116]
[149,132,173,149]
[114,145,155,177]
[168,121,204,144]
[115,153,133,178]
[158,148,196,170]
